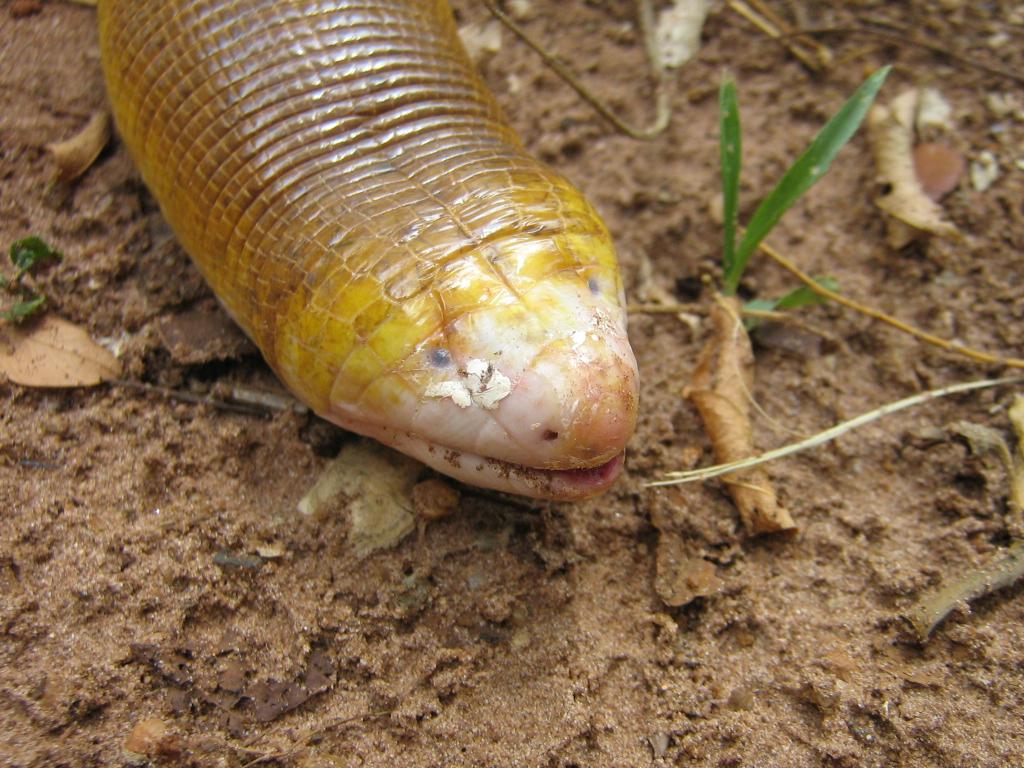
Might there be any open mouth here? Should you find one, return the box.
[334,417,626,500]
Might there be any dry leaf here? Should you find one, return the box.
[0,314,120,387]
[867,89,959,248]
[296,439,421,556]
[687,295,795,534]
[47,111,110,183]
[655,0,709,69]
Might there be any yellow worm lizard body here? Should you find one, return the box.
[98,0,638,499]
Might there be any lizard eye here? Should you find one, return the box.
[428,347,451,367]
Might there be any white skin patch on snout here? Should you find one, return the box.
[425,358,512,410]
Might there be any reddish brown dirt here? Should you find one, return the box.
[2,2,1023,766]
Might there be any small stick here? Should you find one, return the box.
[482,0,671,140]
[905,540,1024,641]
[648,375,1023,486]
[785,25,1024,86]
[727,0,827,72]
[759,241,1024,370]
[113,379,269,417]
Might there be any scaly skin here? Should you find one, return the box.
[98,0,639,499]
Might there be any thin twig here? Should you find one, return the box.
[481,0,671,140]
[786,25,1024,86]
[648,375,1023,486]
[759,241,1024,370]
[727,0,828,72]
[113,379,269,417]
[904,540,1024,641]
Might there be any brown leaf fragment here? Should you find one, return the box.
[46,111,110,183]
[0,314,120,387]
[654,529,721,607]
[687,295,796,534]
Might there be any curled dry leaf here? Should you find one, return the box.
[46,111,110,183]
[655,0,710,69]
[686,295,796,534]
[0,314,120,387]
[297,439,421,556]
[867,90,959,248]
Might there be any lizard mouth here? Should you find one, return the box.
[330,418,626,500]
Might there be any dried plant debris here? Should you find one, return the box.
[46,111,110,183]
[905,540,1024,642]
[0,314,120,387]
[655,0,709,69]
[905,398,1024,640]
[686,295,795,534]
[867,89,960,248]
[297,439,421,556]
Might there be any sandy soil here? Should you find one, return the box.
[2,1,1023,766]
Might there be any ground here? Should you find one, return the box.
[1,1,1023,766]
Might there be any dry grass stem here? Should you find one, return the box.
[727,0,829,72]
[651,375,1023,485]
[760,241,1024,370]
[482,0,671,139]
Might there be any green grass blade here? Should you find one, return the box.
[724,66,891,294]
[719,76,741,285]
[742,277,838,329]
[774,276,840,310]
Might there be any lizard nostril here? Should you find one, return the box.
[541,430,559,442]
